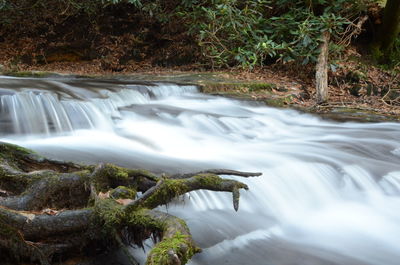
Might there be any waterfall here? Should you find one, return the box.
[1,76,400,265]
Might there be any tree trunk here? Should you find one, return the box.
[315,31,330,104]
[377,0,400,56]
[372,0,400,62]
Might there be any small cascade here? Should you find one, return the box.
[0,78,197,136]
[1,76,400,265]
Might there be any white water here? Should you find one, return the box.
[1,77,400,265]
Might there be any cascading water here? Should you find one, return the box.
[1,76,399,265]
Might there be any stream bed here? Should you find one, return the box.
[1,76,400,265]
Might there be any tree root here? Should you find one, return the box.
[145,210,200,265]
[0,142,261,264]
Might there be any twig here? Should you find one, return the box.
[338,15,368,46]
[172,169,262,179]
[124,179,164,211]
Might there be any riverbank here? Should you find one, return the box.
[1,61,399,122]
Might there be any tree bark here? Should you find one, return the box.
[376,0,400,57]
[316,31,330,104]
[0,142,261,265]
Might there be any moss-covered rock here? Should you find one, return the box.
[200,82,276,93]
[264,94,296,107]
[2,71,61,78]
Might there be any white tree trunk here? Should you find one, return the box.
[316,31,330,104]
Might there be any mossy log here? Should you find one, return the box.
[0,142,261,265]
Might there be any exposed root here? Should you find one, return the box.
[0,142,261,264]
[145,210,201,265]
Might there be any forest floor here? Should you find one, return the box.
[1,49,399,122]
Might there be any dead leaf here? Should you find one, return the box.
[98,191,110,199]
[42,208,59,215]
[116,199,134,205]
[20,212,35,222]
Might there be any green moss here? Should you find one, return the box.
[143,179,189,209]
[74,169,93,187]
[94,199,125,235]
[201,82,276,93]
[126,208,163,230]
[147,232,200,265]
[105,164,129,180]
[0,167,30,194]
[27,170,57,183]
[193,174,223,186]
[95,199,161,234]
[18,172,89,210]
[127,169,158,181]
[0,142,36,159]
[0,143,48,174]
[93,164,130,192]
[265,94,295,107]
[123,208,165,247]
[3,71,57,78]
[247,83,277,92]
[177,218,190,232]
[346,70,367,83]
[110,186,137,199]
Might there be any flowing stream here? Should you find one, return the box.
[1,76,400,265]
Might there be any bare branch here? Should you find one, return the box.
[172,169,262,179]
